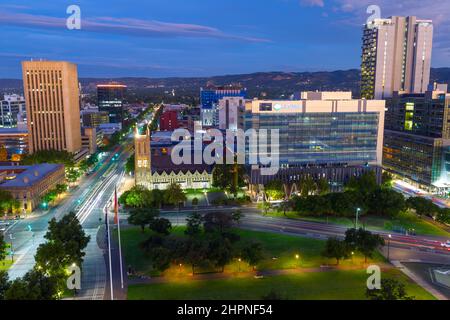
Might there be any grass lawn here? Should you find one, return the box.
[266,210,450,237]
[0,259,12,271]
[118,227,384,277]
[127,268,435,300]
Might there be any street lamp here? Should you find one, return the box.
[387,234,392,261]
[295,254,300,268]
[355,208,361,229]
[238,258,242,272]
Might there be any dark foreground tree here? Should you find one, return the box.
[322,237,351,265]
[366,278,414,300]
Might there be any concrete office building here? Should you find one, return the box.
[1,94,26,128]
[200,85,246,127]
[218,96,245,131]
[244,92,386,195]
[21,61,82,154]
[383,84,450,192]
[361,16,433,99]
[81,110,109,128]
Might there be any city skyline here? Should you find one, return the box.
[1,0,450,78]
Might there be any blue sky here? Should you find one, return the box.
[0,0,449,78]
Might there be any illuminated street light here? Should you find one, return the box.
[387,234,392,261]
[355,208,361,229]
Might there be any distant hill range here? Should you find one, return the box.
[2,68,450,100]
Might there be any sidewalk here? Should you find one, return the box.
[128,263,393,285]
[391,260,448,300]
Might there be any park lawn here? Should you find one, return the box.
[127,268,435,300]
[0,259,12,271]
[266,210,450,237]
[118,227,384,277]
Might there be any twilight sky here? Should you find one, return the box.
[0,0,449,78]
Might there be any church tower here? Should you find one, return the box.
[134,124,152,189]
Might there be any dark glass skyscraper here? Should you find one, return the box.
[97,83,126,124]
[383,84,450,191]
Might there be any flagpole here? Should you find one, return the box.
[116,187,124,289]
[106,206,114,300]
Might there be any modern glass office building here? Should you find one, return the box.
[383,85,450,191]
[97,83,126,124]
[243,92,385,191]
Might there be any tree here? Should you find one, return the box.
[232,209,244,224]
[185,212,203,237]
[164,183,186,209]
[322,237,351,265]
[345,228,385,263]
[34,240,68,286]
[258,201,271,216]
[125,154,135,174]
[366,278,414,300]
[316,177,330,195]
[149,218,172,236]
[241,242,264,270]
[0,234,6,262]
[212,163,245,194]
[265,180,285,200]
[191,197,199,207]
[300,176,317,196]
[44,212,90,268]
[368,188,405,217]
[381,172,393,188]
[4,269,59,300]
[277,200,291,217]
[207,236,233,273]
[66,168,81,185]
[55,183,68,196]
[436,208,450,224]
[119,185,153,208]
[0,271,9,300]
[128,207,159,232]
[0,189,20,215]
[203,212,233,234]
[21,150,75,167]
[406,197,439,218]
[345,171,378,201]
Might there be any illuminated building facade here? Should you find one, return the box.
[361,16,433,99]
[383,84,450,191]
[22,61,82,154]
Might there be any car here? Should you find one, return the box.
[441,241,450,248]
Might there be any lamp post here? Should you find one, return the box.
[355,208,361,229]
[387,234,392,261]
[295,254,300,268]
[238,258,241,272]
[351,251,354,263]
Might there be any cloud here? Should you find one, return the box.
[299,0,325,7]
[0,10,271,43]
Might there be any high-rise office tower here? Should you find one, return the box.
[22,61,82,154]
[97,83,126,124]
[361,16,433,99]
